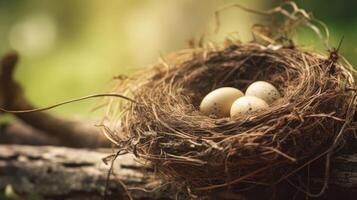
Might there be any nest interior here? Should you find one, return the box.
[105,43,357,192]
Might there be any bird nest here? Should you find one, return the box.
[103,42,357,195]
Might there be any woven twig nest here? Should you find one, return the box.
[104,42,357,193]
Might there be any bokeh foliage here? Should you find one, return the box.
[0,0,356,117]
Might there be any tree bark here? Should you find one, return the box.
[1,145,357,200]
[0,145,175,200]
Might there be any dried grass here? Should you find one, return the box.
[103,42,357,195]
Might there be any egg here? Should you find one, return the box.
[230,96,268,117]
[245,81,281,104]
[200,87,244,118]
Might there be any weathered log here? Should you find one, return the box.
[0,145,175,200]
[1,145,357,200]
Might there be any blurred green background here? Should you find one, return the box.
[0,0,356,117]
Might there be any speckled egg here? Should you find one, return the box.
[245,81,281,104]
[230,96,268,117]
[200,87,244,118]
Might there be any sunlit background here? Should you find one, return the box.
[0,0,356,117]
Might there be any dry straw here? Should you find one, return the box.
[103,1,357,197]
